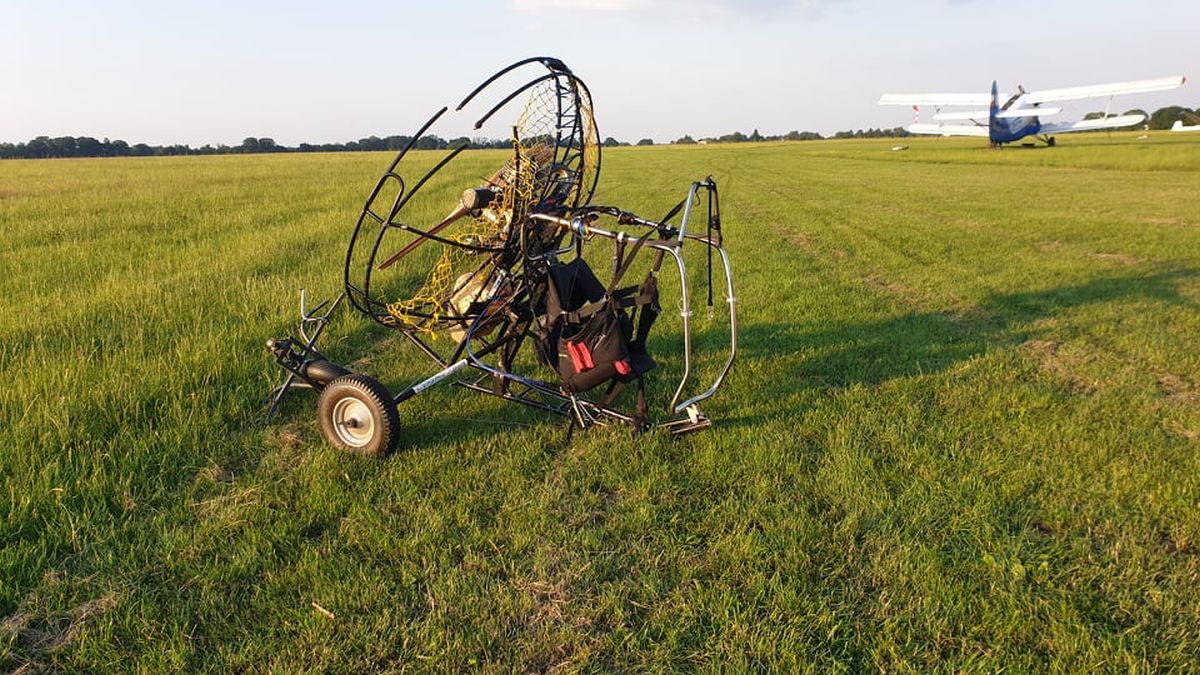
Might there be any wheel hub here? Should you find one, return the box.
[331,397,375,448]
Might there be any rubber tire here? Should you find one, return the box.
[316,374,400,457]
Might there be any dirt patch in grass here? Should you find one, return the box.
[786,231,809,248]
[1158,373,1200,407]
[1090,252,1140,266]
[1138,216,1186,226]
[514,553,598,674]
[862,272,920,305]
[1029,518,1058,537]
[520,578,574,629]
[268,421,307,450]
[1,590,117,668]
[1162,528,1194,556]
[1021,339,1094,394]
[204,463,235,484]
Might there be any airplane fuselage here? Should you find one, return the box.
[988,80,1042,146]
[989,115,1042,145]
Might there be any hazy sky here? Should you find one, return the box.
[2,0,1195,146]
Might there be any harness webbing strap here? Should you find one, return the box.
[612,237,627,278]
[634,376,648,430]
[599,379,624,408]
[660,197,688,226]
[606,228,654,296]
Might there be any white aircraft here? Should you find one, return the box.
[879,76,1186,147]
[1172,114,1200,132]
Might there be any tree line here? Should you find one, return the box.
[0,134,520,160]
[1083,106,1199,130]
[0,129,886,159]
[3,104,1195,159]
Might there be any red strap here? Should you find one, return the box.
[567,341,585,372]
[567,341,595,372]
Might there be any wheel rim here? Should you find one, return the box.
[331,396,375,448]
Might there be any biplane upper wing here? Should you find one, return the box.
[879,76,1185,108]
[1022,76,1185,104]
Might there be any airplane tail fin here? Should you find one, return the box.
[988,80,1001,144]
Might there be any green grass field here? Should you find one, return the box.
[3,132,1200,671]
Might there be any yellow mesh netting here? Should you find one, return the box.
[383,75,597,336]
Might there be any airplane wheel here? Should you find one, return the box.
[317,374,400,457]
[1047,136,1056,147]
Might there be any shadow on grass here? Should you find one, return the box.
[733,267,1200,399]
[260,267,1200,442]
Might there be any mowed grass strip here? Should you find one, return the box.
[2,134,1200,670]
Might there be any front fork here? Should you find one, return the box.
[264,291,347,421]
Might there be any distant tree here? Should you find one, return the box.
[749,128,763,142]
[26,137,51,158]
[357,136,386,151]
[636,138,654,146]
[673,135,696,144]
[75,136,102,156]
[382,135,410,150]
[1148,106,1193,130]
[412,135,446,150]
[50,136,79,157]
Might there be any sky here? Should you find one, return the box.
[1,0,1196,146]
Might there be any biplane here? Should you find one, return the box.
[880,75,1186,146]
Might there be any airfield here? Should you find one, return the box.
[3,132,1200,669]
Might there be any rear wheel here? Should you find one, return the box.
[317,374,400,457]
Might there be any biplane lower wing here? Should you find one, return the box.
[908,123,989,137]
[1039,114,1147,134]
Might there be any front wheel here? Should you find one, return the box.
[317,374,400,457]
